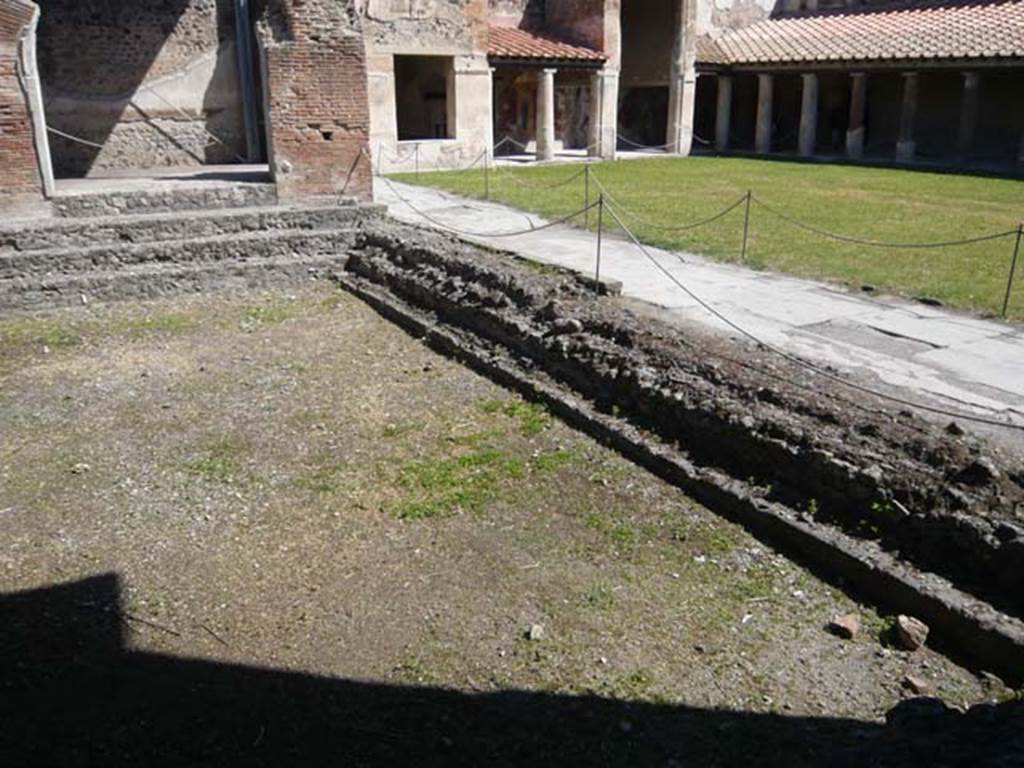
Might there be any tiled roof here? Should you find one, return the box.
[698,1,1024,66]
[488,25,606,64]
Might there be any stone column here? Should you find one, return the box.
[846,72,867,159]
[799,73,819,158]
[667,70,698,155]
[715,74,733,152]
[896,71,919,162]
[755,73,774,154]
[957,71,980,162]
[536,68,557,161]
[588,67,619,160]
[666,0,698,156]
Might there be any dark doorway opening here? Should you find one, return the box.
[395,55,454,142]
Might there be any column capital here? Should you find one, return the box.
[901,70,919,81]
[541,67,558,76]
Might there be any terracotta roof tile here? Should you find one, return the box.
[488,25,606,64]
[698,1,1024,65]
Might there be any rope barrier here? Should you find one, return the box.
[603,202,1024,432]
[752,196,1018,249]
[493,163,588,190]
[136,83,246,164]
[617,135,674,152]
[380,175,598,239]
[590,171,746,233]
[46,125,106,150]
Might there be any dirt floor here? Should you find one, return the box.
[0,284,1019,766]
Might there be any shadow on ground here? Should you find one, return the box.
[1,574,1021,767]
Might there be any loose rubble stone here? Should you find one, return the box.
[828,613,860,640]
[551,317,584,336]
[958,457,1000,486]
[526,624,545,641]
[897,615,930,651]
[903,674,932,695]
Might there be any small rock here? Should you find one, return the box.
[979,670,1008,695]
[897,615,930,651]
[957,457,1000,486]
[526,623,545,641]
[828,613,860,640]
[903,674,931,695]
[551,317,584,336]
[70,463,91,475]
[945,421,965,436]
[80,294,89,306]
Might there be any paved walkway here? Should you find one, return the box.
[376,179,1024,438]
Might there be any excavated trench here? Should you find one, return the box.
[340,222,1024,674]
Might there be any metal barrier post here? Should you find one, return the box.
[483,151,490,200]
[595,194,604,295]
[1003,223,1023,317]
[584,165,591,230]
[741,190,752,263]
[415,143,420,179]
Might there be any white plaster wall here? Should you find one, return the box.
[697,0,777,35]
[368,53,492,173]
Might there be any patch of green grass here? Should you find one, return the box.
[0,318,81,357]
[477,397,552,436]
[183,437,247,482]
[600,669,656,701]
[121,312,198,336]
[397,156,1024,319]
[241,301,299,330]
[532,447,578,472]
[610,524,638,546]
[393,447,525,520]
[692,523,745,556]
[519,258,564,277]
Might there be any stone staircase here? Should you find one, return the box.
[0,183,385,312]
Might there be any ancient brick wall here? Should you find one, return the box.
[260,0,372,202]
[36,0,247,176]
[0,0,43,208]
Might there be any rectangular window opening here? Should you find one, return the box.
[394,55,455,141]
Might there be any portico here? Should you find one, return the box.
[696,3,1024,173]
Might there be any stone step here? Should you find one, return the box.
[50,182,279,218]
[0,252,352,312]
[0,202,385,253]
[0,227,363,283]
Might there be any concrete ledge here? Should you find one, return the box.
[335,272,1024,686]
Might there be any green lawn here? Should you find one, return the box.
[393,156,1024,320]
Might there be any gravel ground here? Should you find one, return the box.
[0,285,1017,766]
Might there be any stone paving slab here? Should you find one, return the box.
[377,179,1024,435]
